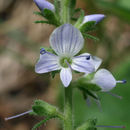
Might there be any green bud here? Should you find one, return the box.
[32,100,58,117]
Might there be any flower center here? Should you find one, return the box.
[60,57,72,68]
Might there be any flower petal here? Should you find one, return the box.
[91,69,116,92]
[82,14,105,24]
[35,52,60,73]
[34,0,55,11]
[60,68,72,87]
[50,24,84,56]
[91,56,102,71]
[71,53,95,74]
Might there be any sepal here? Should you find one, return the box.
[76,118,97,130]
[80,21,96,33]
[32,100,58,117]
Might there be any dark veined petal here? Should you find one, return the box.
[50,24,84,57]
[35,52,60,73]
[71,53,95,74]
[60,68,72,87]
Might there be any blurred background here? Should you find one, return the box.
[0,0,130,130]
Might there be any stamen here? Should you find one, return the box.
[40,48,46,55]
[116,80,127,84]
[106,92,122,99]
[65,60,73,71]
[5,110,32,121]
[96,125,125,128]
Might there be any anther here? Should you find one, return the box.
[116,80,127,84]
[86,55,90,60]
[40,48,46,55]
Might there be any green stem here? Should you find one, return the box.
[61,0,70,23]
[64,86,73,130]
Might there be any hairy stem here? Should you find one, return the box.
[64,86,73,130]
[61,0,70,23]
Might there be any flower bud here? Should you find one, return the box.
[32,100,58,117]
[34,0,55,11]
[82,14,105,24]
[91,69,126,92]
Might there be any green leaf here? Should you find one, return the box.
[75,9,84,28]
[83,33,99,41]
[43,9,60,26]
[32,117,52,130]
[70,0,76,15]
[76,77,101,92]
[76,118,97,130]
[33,11,43,17]
[34,20,51,24]
[51,70,60,79]
[80,21,96,33]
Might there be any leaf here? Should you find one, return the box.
[80,21,96,33]
[70,0,76,15]
[83,33,99,41]
[76,118,97,130]
[43,9,60,26]
[51,70,60,79]
[76,77,101,92]
[33,11,43,17]
[32,117,52,130]
[34,20,51,24]
[75,9,84,28]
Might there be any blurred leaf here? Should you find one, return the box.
[33,11,43,17]
[83,33,99,41]
[95,0,130,23]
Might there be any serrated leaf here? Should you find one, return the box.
[43,9,60,26]
[83,33,99,41]
[80,21,96,33]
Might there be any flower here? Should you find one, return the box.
[35,24,101,87]
[82,14,105,24]
[91,69,126,92]
[33,0,55,11]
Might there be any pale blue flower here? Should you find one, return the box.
[91,69,126,92]
[35,24,100,87]
[34,0,55,11]
[82,14,105,24]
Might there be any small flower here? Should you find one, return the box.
[34,0,55,11]
[35,24,101,87]
[82,14,105,24]
[91,69,126,92]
